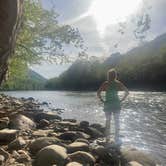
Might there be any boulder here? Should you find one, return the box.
[38,119,50,128]
[0,148,10,161]
[129,161,143,166]
[0,129,19,144]
[10,114,36,130]
[75,138,89,145]
[35,145,68,166]
[69,151,95,166]
[0,117,9,129]
[63,119,77,123]
[79,121,89,128]
[68,142,89,153]
[66,162,83,166]
[8,137,26,150]
[29,137,62,154]
[58,131,90,142]
[53,121,79,132]
[34,112,61,122]
[121,147,156,166]
[16,150,31,163]
[58,132,80,142]
[90,123,105,133]
[92,145,121,165]
[84,127,103,139]
[0,155,5,165]
[32,130,54,137]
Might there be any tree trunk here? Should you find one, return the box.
[0,0,23,85]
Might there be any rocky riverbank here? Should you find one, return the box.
[0,93,159,166]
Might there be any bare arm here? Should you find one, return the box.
[97,81,108,102]
[117,81,129,102]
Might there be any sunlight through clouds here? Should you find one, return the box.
[89,0,142,35]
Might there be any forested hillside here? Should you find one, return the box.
[1,70,47,90]
[45,33,166,91]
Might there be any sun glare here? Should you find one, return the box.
[89,0,142,35]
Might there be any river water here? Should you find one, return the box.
[2,91,166,165]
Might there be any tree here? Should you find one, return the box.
[3,0,83,89]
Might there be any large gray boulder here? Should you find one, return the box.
[35,145,68,166]
[10,114,36,130]
[69,151,95,166]
[29,137,62,154]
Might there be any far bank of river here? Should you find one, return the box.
[1,90,166,165]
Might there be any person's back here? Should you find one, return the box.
[97,68,129,144]
[105,80,121,112]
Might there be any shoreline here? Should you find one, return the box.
[0,93,159,166]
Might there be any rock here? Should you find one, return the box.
[34,112,61,122]
[16,150,31,163]
[8,137,26,150]
[58,131,90,142]
[121,147,156,166]
[129,161,143,166]
[69,151,95,166]
[58,132,79,142]
[41,101,48,105]
[0,148,10,161]
[84,127,103,139]
[10,114,36,130]
[79,121,89,128]
[75,138,89,145]
[32,130,54,137]
[35,145,68,166]
[63,119,77,123]
[0,155,5,165]
[68,142,89,153]
[0,129,19,144]
[92,145,121,165]
[90,123,105,133]
[66,162,83,166]
[38,119,50,128]
[53,121,79,132]
[0,117,9,129]
[29,137,62,154]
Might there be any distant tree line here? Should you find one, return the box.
[45,33,166,91]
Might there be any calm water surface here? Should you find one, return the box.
[2,91,166,165]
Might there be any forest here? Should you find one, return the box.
[45,33,166,91]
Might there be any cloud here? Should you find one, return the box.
[37,0,166,78]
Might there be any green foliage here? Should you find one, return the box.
[1,70,47,90]
[3,0,82,90]
[46,33,166,91]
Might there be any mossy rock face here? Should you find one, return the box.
[35,145,68,166]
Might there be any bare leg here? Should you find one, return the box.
[105,111,112,142]
[113,111,120,143]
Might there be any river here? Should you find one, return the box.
[1,90,166,165]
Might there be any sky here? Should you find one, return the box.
[32,0,166,79]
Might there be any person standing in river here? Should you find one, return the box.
[97,68,129,144]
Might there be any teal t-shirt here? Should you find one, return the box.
[104,80,121,112]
